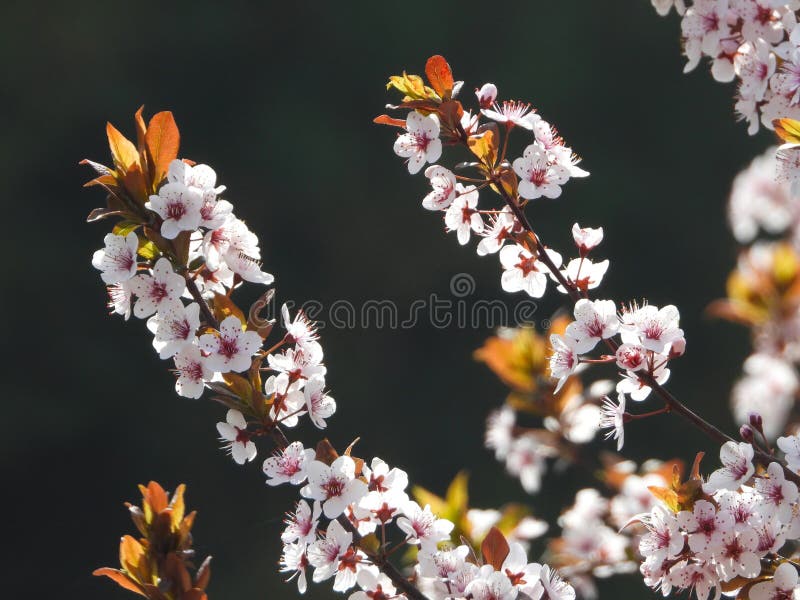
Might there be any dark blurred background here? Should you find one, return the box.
[0,1,771,598]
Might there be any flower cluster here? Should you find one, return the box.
[546,460,684,599]
[637,440,800,600]
[652,0,800,134]
[710,141,800,439]
[269,440,570,600]
[378,56,589,300]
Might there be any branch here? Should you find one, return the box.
[337,516,429,600]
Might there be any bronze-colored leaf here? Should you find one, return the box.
[145,111,180,191]
[481,527,510,570]
[373,114,407,128]
[92,568,147,596]
[425,55,454,100]
[315,439,339,465]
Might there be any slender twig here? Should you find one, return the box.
[337,516,429,600]
[184,274,219,329]
[484,169,800,484]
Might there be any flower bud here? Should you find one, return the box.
[475,83,498,109]
[740,424,755,443]
[572,223,603,256]
[748,412,763,430]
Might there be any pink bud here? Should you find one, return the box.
[669,337,686,358]
[476,83,498,109]
[571,223,604,256]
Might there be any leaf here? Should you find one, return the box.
[373,114,407,128]
[86,207,125,222]
[387,72,438,102]
[194,556,212,590]
[134,106,148,153]
[425,55,454,100]
[247,289,275,339]
[145,111,180,190]
[80,158,113,176]
[774,118,800,144]
[358,533,381,554]
[467,127,498,166]
[222,372,253,403]
[315,438,339,465]
[213,292,246,325]
[480,527,510,570]
[92,568,147,596]
[138,240,160,261]
[113,221,141,237]
[446,471,470,515]
[106,122,140,174]
[119,535,146,574]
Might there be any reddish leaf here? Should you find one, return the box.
[92,568,147,596]
[425,55,454,99]
[134,106,148,153]
[481,527,510,570]
[315,439,339,465]
[373,114,406,128]
[145,111,180,190]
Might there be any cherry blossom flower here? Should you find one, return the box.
[146,300,201,359]
[145,182,203,240]
[501,543,543,596]
[477,207,517,256]
[280,541,310,593]
[199,315,262,373]
[714,526,761,581]
[281,499,322,546]
[749,562,800,600]
[129,257,186,319]
[776,142,800,196]
[549,334,579,393]
[778,433,800,473]
[216,409,257,465]
[444,185,483,245]
[172,345,211,399]
[652,0,687,16]
[728,147,794,243]
[499,245,562,298]
[107,281,133,320]
[557,258,609,294]
[263,441,316,487]
[600,393,626,451]
[754,462,799,522]
[167,159,226,202]
[735,40,776,101]
[307,519,357,588]
[485,406,515,460]
[282,304,320,350]
[349,570,396,600]
[422,165,457,211]
[665,560,720,600]
[304,375,336,429]
[268,344,327,382]
[512,144,570,200]
[393,111,442,174]
[92,232,139,284]
[616,360,671,401]
[482,100,539,130]
[396,501,454,551]
[706,442,755,491]
[566,299,619,353]
[475,83,498,108]
[620,303,684,354]
[677,499,732,557]
[539,565,576,600]
[639,505,685,567]
[505,436,549,493]
[615,343,648,372]
[464,567,517,600]
[571,223,603,255]
[265,373,305,427]
[301,456,368,519]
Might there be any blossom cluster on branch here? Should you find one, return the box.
[652,0,800,134]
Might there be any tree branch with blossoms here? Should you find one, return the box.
[378,52,800,600]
